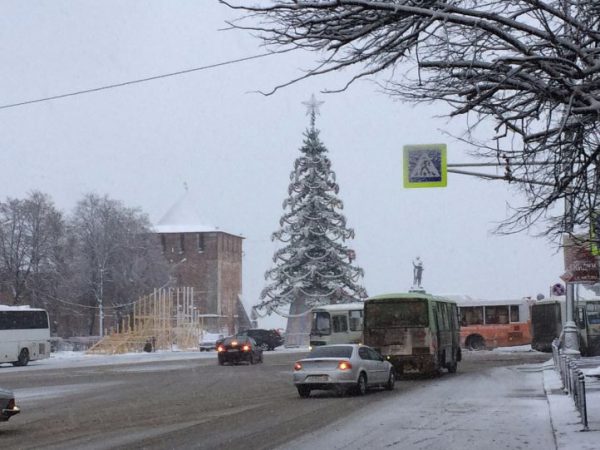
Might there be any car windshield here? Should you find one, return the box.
[308,346,353,359]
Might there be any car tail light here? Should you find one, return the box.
[232,340,238,346]
[217,345,225,352]
[294,362,303,371]
[242,344,251,352]
[338,361,352,371]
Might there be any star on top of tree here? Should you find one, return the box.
[302,94,324,128]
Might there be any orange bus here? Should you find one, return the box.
[450,296,532,350]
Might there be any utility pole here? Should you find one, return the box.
[99,264,104,338]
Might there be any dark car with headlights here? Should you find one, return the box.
[0,388,20,422]
[217,335,263,365]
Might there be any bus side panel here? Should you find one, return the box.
[310,309,363,346]
[0,340,18,364]
[531,303,561,352]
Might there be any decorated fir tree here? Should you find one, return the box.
[256,95,367,345]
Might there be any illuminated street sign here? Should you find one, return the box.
[403,144,447,188]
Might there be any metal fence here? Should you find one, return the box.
[551,339,600,431]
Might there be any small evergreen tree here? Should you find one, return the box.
[257,97,367,327]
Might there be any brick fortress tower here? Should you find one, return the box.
[154,191,251,334]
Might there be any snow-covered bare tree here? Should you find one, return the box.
[69,194,168,335]
[222,1,600,241]
[0,192,64,307]
[257,96,367,339]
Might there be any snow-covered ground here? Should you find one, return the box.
[277,354,600,450]
[0,345,309,373]
[3,345,598,449]
[544,363,600,450]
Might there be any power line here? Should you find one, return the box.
[0,51,275,111]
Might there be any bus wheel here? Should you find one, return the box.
[468,335,485,351]
[13,349,29,367]
[447,361,457,373]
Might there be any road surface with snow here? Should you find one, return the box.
[0,348,549,449]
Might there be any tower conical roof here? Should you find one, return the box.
[154,191,218,234]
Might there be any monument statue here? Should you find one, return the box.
[413,257,424,287]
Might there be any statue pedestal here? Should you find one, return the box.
[409,286,426,293]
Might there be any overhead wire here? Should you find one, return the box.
[0,51,277,111]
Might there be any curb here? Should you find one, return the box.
[542,363,598,450]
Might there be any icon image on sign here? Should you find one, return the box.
[403,144,447,188]
[410,151,441,182]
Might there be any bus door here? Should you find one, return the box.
[331,314,349,344]
[431,303,441,365]
[434,302,453,367]
[578,302,600,356]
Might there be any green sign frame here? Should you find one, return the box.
[403,144,447,188]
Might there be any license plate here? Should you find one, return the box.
[308,375,328,382]
[228,349,239,353]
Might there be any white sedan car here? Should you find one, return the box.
[293,344,395,398]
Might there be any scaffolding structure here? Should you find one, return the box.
[87,287,202,354]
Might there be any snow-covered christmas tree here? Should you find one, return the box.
[256,95,367,346]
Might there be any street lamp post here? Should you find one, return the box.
[562,165,581,354]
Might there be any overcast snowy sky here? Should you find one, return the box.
[0,2,564,329]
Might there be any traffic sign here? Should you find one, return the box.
[403,144,447,188]
[563,234,599,283]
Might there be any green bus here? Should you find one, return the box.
[363,292,461,375]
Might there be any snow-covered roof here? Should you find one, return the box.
[0,305,45,311]
[442,294,530,306]
[312,302,364,311]
[154,190,241,237]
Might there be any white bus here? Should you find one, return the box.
[309,302,364,347]
[0,306,51,366]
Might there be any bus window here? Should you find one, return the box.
[510,305,520,323]
[586,303,600,325]
[332,315,348,332]
[442,304,450,330]
[0,310,49,329]
[485,305,509,324]
[312,312,331,335]
[367,300,428,328]
[460,306,483,326]
[349,310,363,331]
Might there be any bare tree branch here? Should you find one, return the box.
[223,0,600,240]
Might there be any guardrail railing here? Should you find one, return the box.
[551,339,600,431]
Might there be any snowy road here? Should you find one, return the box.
[280,357,556,450]
[0,349,549,449]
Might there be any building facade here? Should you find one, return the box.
[154,193,250,334]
